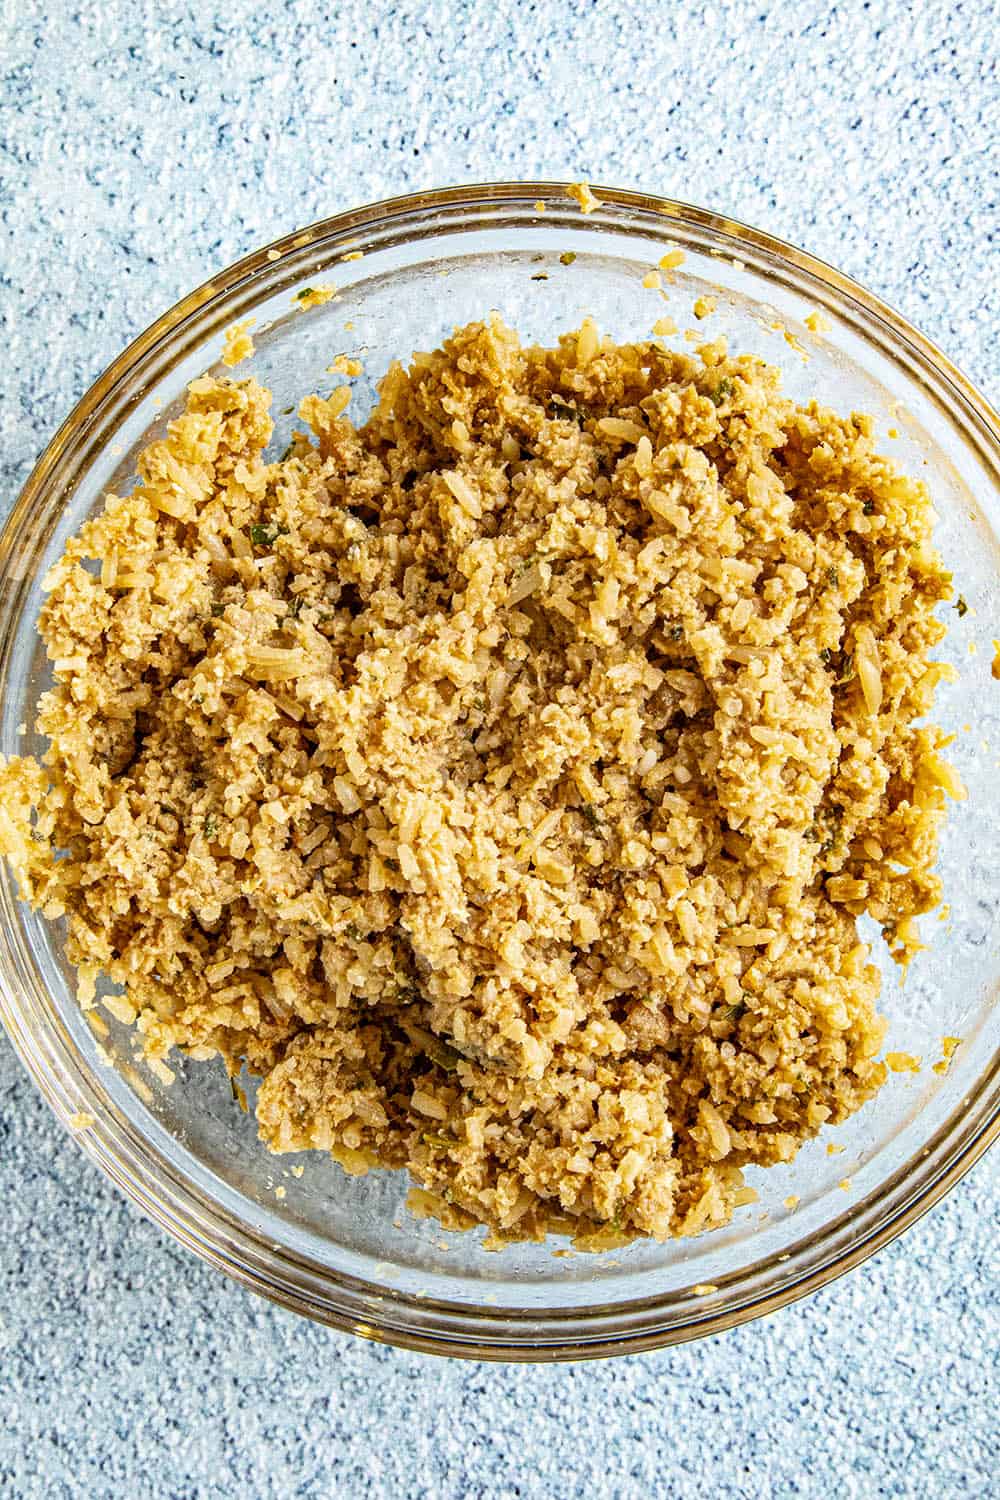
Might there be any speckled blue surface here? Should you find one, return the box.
[1,2,997,1495]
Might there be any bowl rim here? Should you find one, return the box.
[1,179,997,1361]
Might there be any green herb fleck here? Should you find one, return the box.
[295,288,315,301]
[826,565,840,586]
[426,1039,460,1072]
[281,405,295,415]
[820,807,844,855]
[548,394,584,425]
[819,647,835,668]
[718,1002,745,1025]
[559,251,577,266]
[402,1021,462,1073]
[278,442,296,462]
[531,272,549,281]
[580,803,602,828]
[204,815,218,838]
[707,377,734,406]
[955,595,969,618]
[250,521,289,548]
[421,1131,454,1150]
[862,499,876,516]
[670,623,684,641]
[835,654,856,686]
[210,602,225,618]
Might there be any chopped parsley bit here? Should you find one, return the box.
[278,442,296,462]
[399,1019,464,1073]
[204,815,218,838]
[345,923,363,941]
[580,803,602,828]
[548,394,584,424]
[295,288,315,301]
[210,602,225,617]
[826,565,840,586]
[530,272,549,281]
[835,654,856,686]
[559,251,577,266]
[862,499,876,516]
[718,1002,745,1024]
[425,1038,460,1072]
[670,623,684,641]
[955,595,969,618]
[820,805,844,855]
[707,376,734,406]
[250,521,289,548]
[819,647,835,667]
[281,405,295,415]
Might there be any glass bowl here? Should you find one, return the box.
[1,183,997,1361]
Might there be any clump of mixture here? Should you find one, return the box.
[0,316,962,1244]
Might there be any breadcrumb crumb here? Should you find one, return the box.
[221,321,255,369]
[659,247,685,270]
[327,355,364,377]
[567,181,600,214]
[294,285,336,309]
[804,310,832,335]
[933,1035,962,1075]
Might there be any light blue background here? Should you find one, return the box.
[1,2,997,1496]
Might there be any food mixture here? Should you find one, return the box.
[0,315,963,1244]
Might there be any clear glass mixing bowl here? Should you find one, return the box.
[1,184,997,1360]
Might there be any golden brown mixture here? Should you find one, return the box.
[0,317,962,1244]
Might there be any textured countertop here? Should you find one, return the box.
[1,2,997,1495]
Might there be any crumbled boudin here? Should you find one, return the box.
[0,316,964,1244]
